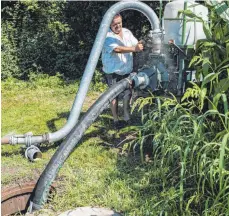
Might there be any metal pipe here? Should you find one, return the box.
[178,0,188,95]
[181,1,187,45]
[1,133,48,146]
[49,1,160,143]
[2,1,161,146]
[159,0,162,25]
[1,137,10,144]
[163,18,202,21]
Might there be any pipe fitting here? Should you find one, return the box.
[25,145,42,162]
[32,79,130,210]
[10,134,26,145]
[6,133,49,146]
[132,73,149,89]
[1,136,10,145]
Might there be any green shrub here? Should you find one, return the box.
[131,93,228,215]
[28,72,65,88]
[180,1,229,113]
[1,22,21,79]
[90,70,107,92]
[1,77,28,91]
[1,1,162,80]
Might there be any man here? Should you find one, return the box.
[102,14,143,129]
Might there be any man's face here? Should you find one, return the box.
[111,16,122,34]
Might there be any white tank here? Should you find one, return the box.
[163,0,208,45]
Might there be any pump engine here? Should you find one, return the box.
[133,30,179,95]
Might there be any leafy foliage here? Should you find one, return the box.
[130,2,229,215]
[1,21,20,79]
[2,1,229,215]
[132,93,228,215]
[179,2,229,114]
[1,1,161,80]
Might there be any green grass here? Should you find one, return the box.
[130,94,229,216]
[2,76,229,215]
[1,77,154,215]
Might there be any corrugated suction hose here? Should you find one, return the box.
[30,78,130,211]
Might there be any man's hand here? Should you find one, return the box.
[134,41,144,52]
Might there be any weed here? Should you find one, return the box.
[131,92,229,215]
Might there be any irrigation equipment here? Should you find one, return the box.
[1,0,161,149]
[2,0,210,213]
[1,0,208,152]
[30,0,209,211]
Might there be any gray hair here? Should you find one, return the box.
[113,13,122,19]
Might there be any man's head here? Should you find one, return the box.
[110,14,122,34]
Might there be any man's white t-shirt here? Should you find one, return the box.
[102,28,138,75]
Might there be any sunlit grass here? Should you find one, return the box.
[2,77,155,215]
[2,76,228,215]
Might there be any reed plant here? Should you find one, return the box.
[129,3,229,214]
[131,88,228,215]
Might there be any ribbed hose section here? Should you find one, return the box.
[31,79,130,211]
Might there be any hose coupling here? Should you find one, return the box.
[7,132,49,147]
[25,145,42,162]
[132,73,149,89]
[9,132,33,146]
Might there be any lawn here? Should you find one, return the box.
[1,78,156,215]
[2,76,228,216]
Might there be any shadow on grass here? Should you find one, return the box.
[41,104,142,153]
[1,103,142,161]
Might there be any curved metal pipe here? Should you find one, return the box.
[2,1,160,145]
[49,1,160,143]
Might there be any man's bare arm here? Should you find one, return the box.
[114,42,143,53]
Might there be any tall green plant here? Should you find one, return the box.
[130,2,229,214]
[179,1,229,114]
[131,93,229,215]
[1,1,69,79]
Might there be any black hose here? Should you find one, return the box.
[31,78,130,211]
